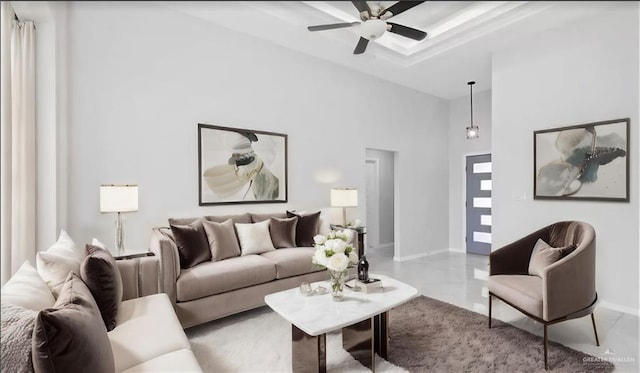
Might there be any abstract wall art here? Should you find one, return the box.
[198,124,288,205]
[534,118,629,202]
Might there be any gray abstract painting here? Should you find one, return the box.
[534,118,629,202]
[198,124,287,205]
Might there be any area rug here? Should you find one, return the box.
[185,296,614,372]
[387,296,614,373]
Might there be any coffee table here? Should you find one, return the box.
[264,274,417,372]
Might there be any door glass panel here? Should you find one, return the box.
[480,215,492,226]
[473,231,492,244]
[473,162,492,173]
[473,197,491,208]
[480,180,492,191]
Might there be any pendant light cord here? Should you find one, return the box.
[468,81,474,126]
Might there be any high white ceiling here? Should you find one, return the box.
[159,1,614,100]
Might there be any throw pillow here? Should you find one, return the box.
[1,304,36,373]
[250,212,287,223]
[36,229,85,297]
[0,261,55,311]
[287,211,321,247]
[170,218,212,269]
[528,239,576,277]
[32,273,115,373]
[202,219,241,261]
[269,216,298,248]
[235,220,276,255]
[80,244,123,331]
[91,238,106,249]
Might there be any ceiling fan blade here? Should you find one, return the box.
[353,37,369,54]
[380,1,425,18]
[351,1,371,17]
[307,22,360,32]
[387,22,427,41]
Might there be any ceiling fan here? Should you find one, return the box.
[307,1,427,55]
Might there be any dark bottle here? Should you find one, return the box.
[357,255,369,282]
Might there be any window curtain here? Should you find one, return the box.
[1,2,36,285]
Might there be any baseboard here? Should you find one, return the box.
[370,243,393,250]
[598,300,639,316]
[393,249,449,262]
[448,247,465,253]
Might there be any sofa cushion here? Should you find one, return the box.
[206,213,252,224]
[81,244,123,331]
[1,261,55,311]
[120,349,202,373]
[1,303,37,373]
[287,211,321,247]
[109,293,191,372]
[488,274,543,319]
[32,272,115,373]
[202,219,241,261]
[260,248,323,279]
[235,220,276,256]
[170,219,212,269]
[250,212,287,222]
[269,217,298,248]
[36,229,85,297]
[176,256,276,302]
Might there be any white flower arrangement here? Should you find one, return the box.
[312,230,358,272]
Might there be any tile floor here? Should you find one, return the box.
[366,247,639,372]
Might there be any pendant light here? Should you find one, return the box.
[465,81,479,139]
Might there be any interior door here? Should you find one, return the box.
[466,154,492,255]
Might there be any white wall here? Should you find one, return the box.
[492,4,639,313]
[365,148,395,247]
[448,90,492,251]
[65,3,450,258]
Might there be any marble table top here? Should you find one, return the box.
[264,274,418,336]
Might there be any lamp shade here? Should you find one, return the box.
[330,188,358,207]
[100,185,138,213]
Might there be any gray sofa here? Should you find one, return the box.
[150,212,356,328]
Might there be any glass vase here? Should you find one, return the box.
[328,269,348,301]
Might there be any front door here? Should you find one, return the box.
[466,154,492,255]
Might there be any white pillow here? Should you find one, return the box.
[36,229,84,297]
[91,237,106,249]
[1,261,55,311]
[235,220,276,256]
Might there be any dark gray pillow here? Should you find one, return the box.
[80,244,123,331]
[170,218,212,269]
[202,219,241,261]
[32,272,115,373]
[287,211,321,247]
[270,217,298,248]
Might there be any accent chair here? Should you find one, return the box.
[487,221,599,370]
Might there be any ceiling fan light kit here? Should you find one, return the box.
[307,1,428,55]
[360,19,387,40]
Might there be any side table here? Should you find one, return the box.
[330,225,366,258]
[113,251,159,299]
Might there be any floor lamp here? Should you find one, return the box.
[330,188,358,226]
[100,184,138,254]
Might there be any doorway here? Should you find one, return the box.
[465,154,492,255]
[365,149,395,258]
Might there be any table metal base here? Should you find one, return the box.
[292,311,389,373]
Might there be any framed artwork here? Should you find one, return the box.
[534,118,629,202]
[198,123,288,205]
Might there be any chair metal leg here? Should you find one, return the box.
[543,324,548,370]
[488,293,492,329]
[591,313,600,346]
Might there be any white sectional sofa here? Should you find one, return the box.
[1,252,203,372]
